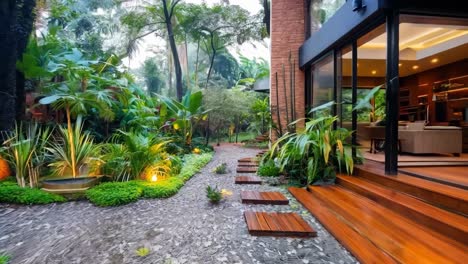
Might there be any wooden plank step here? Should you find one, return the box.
[241,191,289,205]
[337,174,468,245]
[237,167,258,173]
[235,176,262,184]
[237,163,259,168]
[244,211,316,237]
[238,158,258,163]
[311,185,468,264]
[289,187,397,264]
[355,165,468,215]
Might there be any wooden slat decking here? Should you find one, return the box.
[244,211,316,237]
[399,166,468,190]
[289,187,398,264]
[337,174,468,245]
[241,191,289,205]
[235,176,262,184]
[355,163,468,215]
[236,167,258,173]
[310,185,468,264]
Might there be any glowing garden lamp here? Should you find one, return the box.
[151,175,158,182]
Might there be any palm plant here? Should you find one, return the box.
[1,123,52,187]
[101,131,174,182]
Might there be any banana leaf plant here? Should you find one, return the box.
[39,48,116,178]
[158,90,211,146]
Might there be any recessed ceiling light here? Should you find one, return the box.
[431,58,439,63]
[371,70,377,75]
[398,63,402,67]
[412,65,419,70]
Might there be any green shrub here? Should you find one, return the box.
[257,160,280,177]
[136,178,184,198]
[213,163,228,174]
[86,152,213,206]
[0,181,66,205]
[177,153,213,181]
[0,254,10,264]
[86,182,142,207]
[206,185,222,203]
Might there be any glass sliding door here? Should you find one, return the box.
[311,53,335,116]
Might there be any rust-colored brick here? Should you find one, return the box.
[270,0,306,140]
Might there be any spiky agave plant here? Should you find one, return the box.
[1,123,52,187]
[48,115,99,178]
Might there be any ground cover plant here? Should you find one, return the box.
[257,159,280,177]
[86,153,213,206]
[0,180,66,205]
[0,254,10,264]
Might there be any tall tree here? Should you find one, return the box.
[0,1,18,131]
[122,0,184,101]
[180,4,263,89]
[262,0,270,36]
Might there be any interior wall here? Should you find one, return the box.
[399,59,468,124]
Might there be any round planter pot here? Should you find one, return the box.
[42,177,99,191]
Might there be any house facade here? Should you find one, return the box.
[270,0,468,174]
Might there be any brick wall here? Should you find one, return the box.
[270,0,306,140]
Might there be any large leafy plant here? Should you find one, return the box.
[268,85,383,185]
[159,90,210,146]
[271,114,354,185]
[39,48,116,178]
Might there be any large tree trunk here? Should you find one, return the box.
[194,39,200,86]
[0,0,17,132]
[162,0,183,101]
[16,0,37,121]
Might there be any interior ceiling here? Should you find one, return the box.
[341,22,468,77]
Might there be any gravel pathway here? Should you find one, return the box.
[0,144,357,264]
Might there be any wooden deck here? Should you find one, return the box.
[356,162,468,215]
[235,176,262,184]
[241,191,289,205]
[399,166,468,189]
[289,161,468,263]
[244,211,316,237]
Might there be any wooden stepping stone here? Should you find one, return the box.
[235,176,262,184]
[237,163,259,167]
[237,167,258,173]
[241,191,289,205]
[238,158,257,163]
[244,211,316,237]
